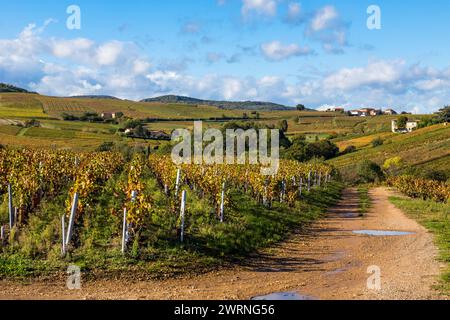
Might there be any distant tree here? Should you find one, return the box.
[383,156,404,176]
[423,169,448,182]
[305,140,339,160]
[278,119,289,133]
[437,105,450,123]
[96,141,115,152]
[341,145,356,155]
[243,113,249,119]
[296,104,306,111]
[357,160,384,183]
[114,112,124,119]
[397,116,408,129]
[371,137,384,147]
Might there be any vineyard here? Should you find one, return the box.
[387,175,450,203]
[0,148,341,277]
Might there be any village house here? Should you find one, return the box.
[384,109,397,115]
[391,119,419,133]
[324,106,345,112]
[101,112,118,119]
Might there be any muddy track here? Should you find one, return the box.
[0,187,445,300]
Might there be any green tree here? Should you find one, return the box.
[371,137,384,147]
[437,105,450,123]
[296,104,306,111]
[383,156,404,176]
[397,116,408,128]
[357,160,384,183]
[278,119,288,132]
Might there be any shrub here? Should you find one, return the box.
[371,137,384,147]
[357,160,384,183]
[341,145,356,155]
[383,156,404,176]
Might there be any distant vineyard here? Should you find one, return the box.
[387,175,450,203]
[39,97,94,115]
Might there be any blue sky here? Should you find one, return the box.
[0,0,449,113]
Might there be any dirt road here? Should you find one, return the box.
[0,187,445,300]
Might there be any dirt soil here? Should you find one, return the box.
[0,187,446,300]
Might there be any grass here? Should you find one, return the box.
[357,186,372,216]
[389,196,450,296]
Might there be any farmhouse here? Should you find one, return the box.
[349,108,379,117]
[324,107,345,112]
[101,112,119,119]
[384,109,397,115]
[391,119,419,133]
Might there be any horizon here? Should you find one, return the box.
[0,1,449,113]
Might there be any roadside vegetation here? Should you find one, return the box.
[389,196,450,295]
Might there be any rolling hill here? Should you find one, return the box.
[140,95,296,111]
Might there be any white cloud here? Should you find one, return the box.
[306,5,348,54]
[96,41,124,66]
[261,41,313,61]
[310,5,338,31]
[242,0,278,17]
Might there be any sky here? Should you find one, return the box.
[0,0,449,113]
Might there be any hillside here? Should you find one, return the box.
[329,124,450,180]
[141,95,295,111]
[70,95,121,100]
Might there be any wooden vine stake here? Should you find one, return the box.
[61,215,66,256]
[180,190,187,242]
[8,184,13,229]
[65,193,79,246]
[175,168,181,197]
[121,208,127,254]
[122,190,137,254]
[307,171,311,192]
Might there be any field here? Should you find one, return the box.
[0,92,417,151]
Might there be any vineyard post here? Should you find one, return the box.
[280,180,286,203]
[0,226,4,242]
[175,168,181,197]
[14,208,18,227]
[318,173,321,187]
[65,192,79,246]
[8,184,13,229]
[122,190,137,253]
[121,208,127,254]
[61,215,66,256]
[299,177,303,196]
[307,172,311,192]
[219,182,226,223]
[180,190,186,242]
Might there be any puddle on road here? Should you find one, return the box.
[352,230,415,236]
[251,292,317,300]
